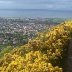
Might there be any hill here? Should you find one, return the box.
[0,20,72,72]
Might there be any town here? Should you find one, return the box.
[0,17,65,47]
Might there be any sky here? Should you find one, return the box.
[0,0,72,10]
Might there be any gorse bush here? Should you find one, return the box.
[0,21,72,72]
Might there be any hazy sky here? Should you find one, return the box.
[0,0,72,10]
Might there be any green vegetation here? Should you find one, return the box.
[0,46,13,58]
[0,20,72,72]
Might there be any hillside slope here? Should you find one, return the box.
[0,21,72,72]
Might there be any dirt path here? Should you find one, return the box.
[65,39,72,72]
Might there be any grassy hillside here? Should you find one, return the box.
[0,21,72,72]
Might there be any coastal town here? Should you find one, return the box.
[0,17,65,46]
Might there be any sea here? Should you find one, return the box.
[0,9,72,18]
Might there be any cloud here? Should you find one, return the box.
[0,1,13,4]
[40,0,72,10]
[0,0,72,10]
[45,4,54,9]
